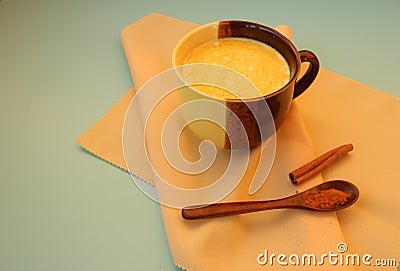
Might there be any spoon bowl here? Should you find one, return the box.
[301,180,359,211]
[182,180,359,220]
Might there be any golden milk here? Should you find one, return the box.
[183,38,290,99]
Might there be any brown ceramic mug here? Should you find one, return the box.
[173,20,319,149]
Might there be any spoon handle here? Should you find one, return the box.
[182,197,297,220]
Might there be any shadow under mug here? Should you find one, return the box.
[172,20,319,149]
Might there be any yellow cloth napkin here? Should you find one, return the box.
[297,70,400,261]
[78,13,400,270]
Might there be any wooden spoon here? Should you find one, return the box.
[182,180,359,220]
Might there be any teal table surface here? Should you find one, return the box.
[1,1,399,270]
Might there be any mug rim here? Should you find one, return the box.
[172,20,302,103]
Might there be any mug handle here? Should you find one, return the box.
[293,50,320,99]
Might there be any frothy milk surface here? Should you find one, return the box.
[183,38,290,99]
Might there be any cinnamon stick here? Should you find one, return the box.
[289,144,353,184]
